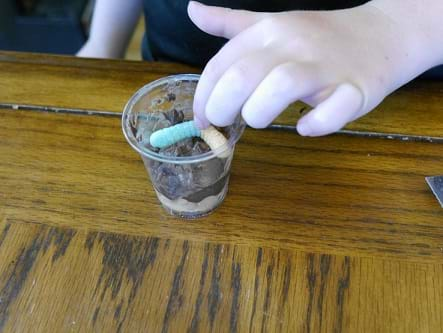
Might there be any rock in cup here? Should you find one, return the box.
[122,74,245,218]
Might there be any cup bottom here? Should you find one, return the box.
[155,183,228,219]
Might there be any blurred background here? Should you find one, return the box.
[0,0,143,60]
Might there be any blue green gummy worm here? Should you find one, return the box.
[150,120,201,148]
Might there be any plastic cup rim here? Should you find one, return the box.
[122,74,245,164]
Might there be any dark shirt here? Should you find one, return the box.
[142,0,442,77]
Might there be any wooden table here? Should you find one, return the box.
[0,51,442,332]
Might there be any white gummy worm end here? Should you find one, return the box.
[200,126,231,158]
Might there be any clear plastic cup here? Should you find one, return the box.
[122,74,245,218]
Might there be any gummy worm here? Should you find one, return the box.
[150,120,230,158]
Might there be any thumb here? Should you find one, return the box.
[187,1,264,39]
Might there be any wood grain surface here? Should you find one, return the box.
[1,108,443,331]
[1,52,443,332]
[1,109,443,262]
[0,220,441,332]
[1,51,443,138]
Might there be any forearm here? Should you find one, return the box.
[86,0,143,58]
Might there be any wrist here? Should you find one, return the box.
[369,0,443,68]
[77,39,124,59]
[88,35,126,58]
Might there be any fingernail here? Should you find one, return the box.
[188,1,197,14]
[188,1,201,9]
[194,116,203,128]
[297,121,312,136]
[194,116,208,129]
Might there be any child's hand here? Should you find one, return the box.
[188,1,439,136]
